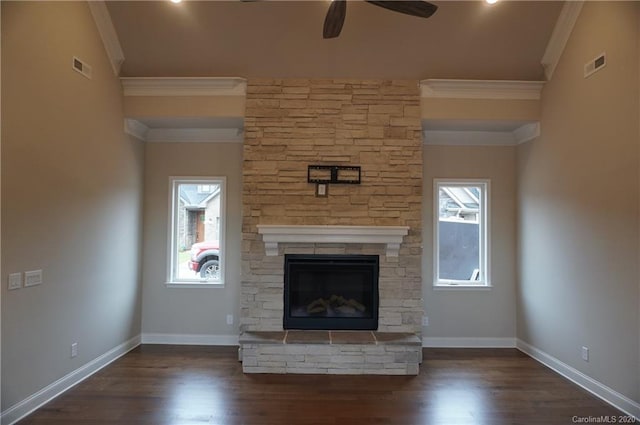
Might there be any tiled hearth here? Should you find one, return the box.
[240,331,422,375]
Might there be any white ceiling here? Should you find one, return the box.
[106,0,563,81]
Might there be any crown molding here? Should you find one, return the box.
[541,1,584,81]
[423,130,516,146]
[124,119,244,143]
[423,122,540,146]
[146,128,243,143]
[513,122,540,144]
[121,77,247,97]
[420,79,545,100]
[87,1,125,76]
[124,119,149,141]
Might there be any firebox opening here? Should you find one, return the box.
[284,254,379,330]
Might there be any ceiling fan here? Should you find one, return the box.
[323,1,438,39]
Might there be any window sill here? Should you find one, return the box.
[165,281,224,289]
[433,284,492,291]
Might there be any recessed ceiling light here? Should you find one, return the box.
[170,0,182,4]
[486,0,498,4]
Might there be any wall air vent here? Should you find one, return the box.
[584,52,606,78]
[72,56,92,80]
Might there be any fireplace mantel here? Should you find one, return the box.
[256,225,409,257]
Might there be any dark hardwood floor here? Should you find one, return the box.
[18,345,627,425]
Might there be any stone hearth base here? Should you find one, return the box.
[239,331,422,375]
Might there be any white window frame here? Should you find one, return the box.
[433,179,491,288]
[167,176,226,288]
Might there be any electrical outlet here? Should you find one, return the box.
[422,316,429,326]
[8,273,22,290]
[581,346,589,362]
[71,342,78,358]
[24,270,43,287]
[226,314,234,325]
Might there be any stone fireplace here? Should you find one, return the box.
[240,79,423,375]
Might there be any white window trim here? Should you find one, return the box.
[433,178,491,288]
[167,176,227,287]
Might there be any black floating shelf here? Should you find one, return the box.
[308,165,361,185]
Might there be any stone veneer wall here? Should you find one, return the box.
[241,79,423,335]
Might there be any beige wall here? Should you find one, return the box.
[422,145,517,340]
[421,98,539,122]
[141,142,242,336]
[517,1,639,402]
[124,96,245,118]
[1,1,144,410]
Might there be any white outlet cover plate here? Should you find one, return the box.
[24,270,43,287]
[8,273,22,290]
[581,346,589,361]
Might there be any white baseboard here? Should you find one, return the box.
[1,334,141,425]
[423,337,516,348]
[141,333,239,346]
[516,339,640,419]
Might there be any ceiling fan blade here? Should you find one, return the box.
[323,0,347,39]
[365,1,437,19]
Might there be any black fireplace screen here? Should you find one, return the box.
[283,254,379,330]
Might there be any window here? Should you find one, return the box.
[434,179,490,287]
[168,177,225,286]
[197,184,214,194]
